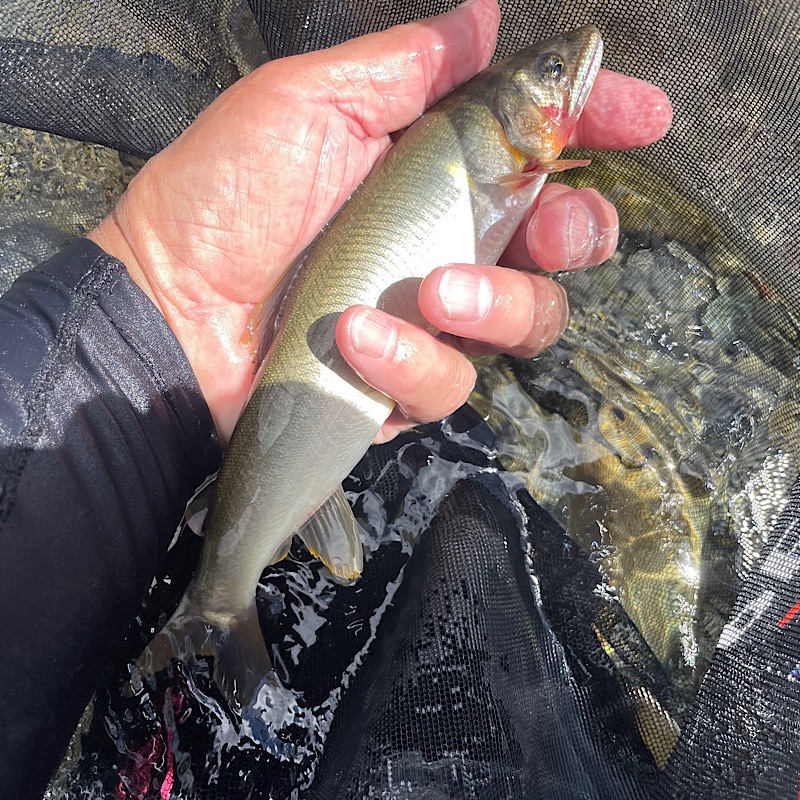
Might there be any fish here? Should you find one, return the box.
[470,213,800,707]
[136,26,604,708]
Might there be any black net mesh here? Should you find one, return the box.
[1,1,799,798]
[0,0,265,295]
[307,452,672,800]
[0,0,265,156]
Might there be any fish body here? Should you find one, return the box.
[139,27,603,706]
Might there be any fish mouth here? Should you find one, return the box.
[562,25,604,121]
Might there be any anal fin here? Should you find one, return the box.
[297,486,363,584]
[269,535,293,566]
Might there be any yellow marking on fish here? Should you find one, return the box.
[446,161,470,185]
[592,623,620,664]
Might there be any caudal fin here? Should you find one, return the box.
[134,595,274,709]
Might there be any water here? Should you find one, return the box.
[47,419,500,798]
[471,159,800,697]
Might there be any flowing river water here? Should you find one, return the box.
[471,151,800,701]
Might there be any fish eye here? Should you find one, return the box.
[538,52,565,79]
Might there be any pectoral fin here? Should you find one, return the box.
[537,158,592,174]
[298,486,363,583]
[494,158,592,186]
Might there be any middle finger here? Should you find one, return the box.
[418,263,569,358]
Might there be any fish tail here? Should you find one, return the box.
[135,594,274,709]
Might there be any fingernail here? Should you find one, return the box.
[567,203,596,269]
[438,267,493,322]
[349,308,396,359]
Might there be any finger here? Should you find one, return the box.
[269,0,500,140]
[335,305,477,428]
[567,69,673,150]
[375,406,433,444]
[501,184,618,272]
[418,264,568,358]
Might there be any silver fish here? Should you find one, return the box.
[138,26,603,707]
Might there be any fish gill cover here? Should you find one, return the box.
[0,1,799,799]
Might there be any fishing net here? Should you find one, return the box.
[1,0,798,798]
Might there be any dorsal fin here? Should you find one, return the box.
[175,472,218,547]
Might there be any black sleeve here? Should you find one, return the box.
[0,239,222,798]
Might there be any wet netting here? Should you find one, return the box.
[1,0,799,798]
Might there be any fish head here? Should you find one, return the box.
[493,26,603,165]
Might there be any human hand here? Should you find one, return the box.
[90,0,671,445]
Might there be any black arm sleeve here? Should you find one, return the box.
[0,239,222,798]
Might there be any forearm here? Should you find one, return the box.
[0,239,220,798]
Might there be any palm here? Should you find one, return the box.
[152,92,384,305]
[109,76,397,432]
[92,0,671,443]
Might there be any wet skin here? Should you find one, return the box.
[90,0,672,445]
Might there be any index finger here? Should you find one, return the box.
[567,69,673,150]
[275,0,501,140]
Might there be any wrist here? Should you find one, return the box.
[88,209,248,446]
[89,213,158,311]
